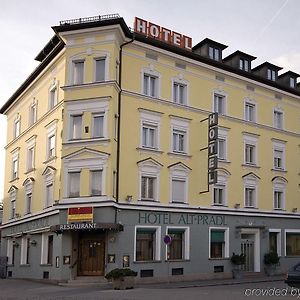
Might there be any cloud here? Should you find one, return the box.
[272,52,300,75]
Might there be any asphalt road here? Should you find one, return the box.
[0,279,298,300]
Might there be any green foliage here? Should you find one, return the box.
[264,252,280,265]
[105,268,137,280]
[230,252,246,265]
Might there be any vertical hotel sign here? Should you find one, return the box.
[134,17,192,50]
[208,113,218,184]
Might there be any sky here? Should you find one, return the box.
[0,0,299,202]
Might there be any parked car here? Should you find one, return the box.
[285,262,300,288]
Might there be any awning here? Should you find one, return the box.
[50,222,123,233]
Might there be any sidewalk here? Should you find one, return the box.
[136,274,285,289]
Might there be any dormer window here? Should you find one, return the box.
[209,47,220,61]
[290,77,295,88]
[239,59,249,72]
[267,69,276,81]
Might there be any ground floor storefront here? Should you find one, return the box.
[1,204,300,282]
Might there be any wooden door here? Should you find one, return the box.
[78,237,105,276]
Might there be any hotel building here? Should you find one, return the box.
[1,14,300,282]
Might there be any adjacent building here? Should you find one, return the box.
[0,14,300,282]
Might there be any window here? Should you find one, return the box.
[239,59,249,72]
[286,232,300,256]
[7,239,14,265]
[45,183,53,208]
[48,134,56,158]
[20,237,30,265]
[49,85,57,110]
[135,227,161,261]
[171,178,186,203]
[245,101,256,122]
[172,129,186,153]
[213,93,226,114]
[209,228,229,258]
[14,117,21,139]
[92,114,104,138]
[12,156,19,180]
[95,58,105,82]
[269,231,281,255]
[173,82,187,105]
[25,192,32,214]
[143,74,157,97]
[245,144,256,165]
[166,227,190,260]
[274,191,283,209]
[27,147,35,171]
[213,185,225,205]
[267,69,276,81]
[218,138,226,160]
[245,187,255,207]
[290,77,295,88]
[273,109,283,129]
[71,115,82,139]
[9,187,17,219]
[141,176,156,201]
[41,234,54,265]
[29,102,37,126]
[273,141,285,170]
[73,60,84,84]
[142,123,157,149]
[68,171,80,198]
[209,47,220,61]
[91,170,102,196]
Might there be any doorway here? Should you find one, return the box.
[78,233,105,276]
[241,234,255,272]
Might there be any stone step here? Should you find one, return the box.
[59,282,112,288]
[58,276,111,287]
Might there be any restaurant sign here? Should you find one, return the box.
[134,17,192,50]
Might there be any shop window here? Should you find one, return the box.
[20,237,30,265]
[135,227,160,261]
[167,227,189,260]
[209,228,229,259]
[286,232,300,256]
[269,231,281,256]
[41,233,54,265]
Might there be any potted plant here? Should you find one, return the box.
[264,252,280,276]
[105,268,137,290]
[230,252,246,279]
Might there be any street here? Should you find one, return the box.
[0,279,298,300]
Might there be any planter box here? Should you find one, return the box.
[112,276,135,290]
[232,269,244,279]
[264,265,276,277]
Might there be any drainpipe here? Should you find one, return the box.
[115,37,135,204]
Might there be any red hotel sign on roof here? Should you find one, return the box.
[134,17,192,51]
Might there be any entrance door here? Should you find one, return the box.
[241,236,254,272]
[78,235,105,276]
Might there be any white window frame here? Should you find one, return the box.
[267,69,276,81]
[284,229,300,257]
[138,159,161,202]
[141,67,161,98]
[209,47,220,61]
[169,163,190,204]
[212,171,228,206]
[92,113,105,138]
[273,178,286,210]
[208,227,229,259]
[72,59,85,85]
[273,108,284,129]
[9,187,17,219]
[41,233,54,265]
[170,117,189,155]
[243,134,258,166]
[172,77,189,105]
[269,229,282,257]
[134,225,161,262]
[11,150,19,180]
[20,236,29,265]
[7,239,14,265]
[165,226,190,260]
[213,91,227,115]
[218,127,229,161]
[290,77,295,88]
[48,81,58,110]
[244,99,256,122]
[24,180,33,215]
[94,57,107,82]
[13,115,21,139]
[45,120,58,160]
[28,100,37,126]
[273,140,286,170]
[70,114,82,140]
[26,136,36,172]
[63,148,109,198]
[239,58,250,72]
[43,167,56,208]
[243,174,259,208]
[90,169,103,196]
[68,170,81,198]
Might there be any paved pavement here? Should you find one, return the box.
[0,275,291,300]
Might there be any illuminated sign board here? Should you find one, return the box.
[134,17,192,50]
[208,113,218,184]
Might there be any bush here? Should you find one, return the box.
[230,252,246,265]
[264,252,280,265]
[105,268,137,280]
